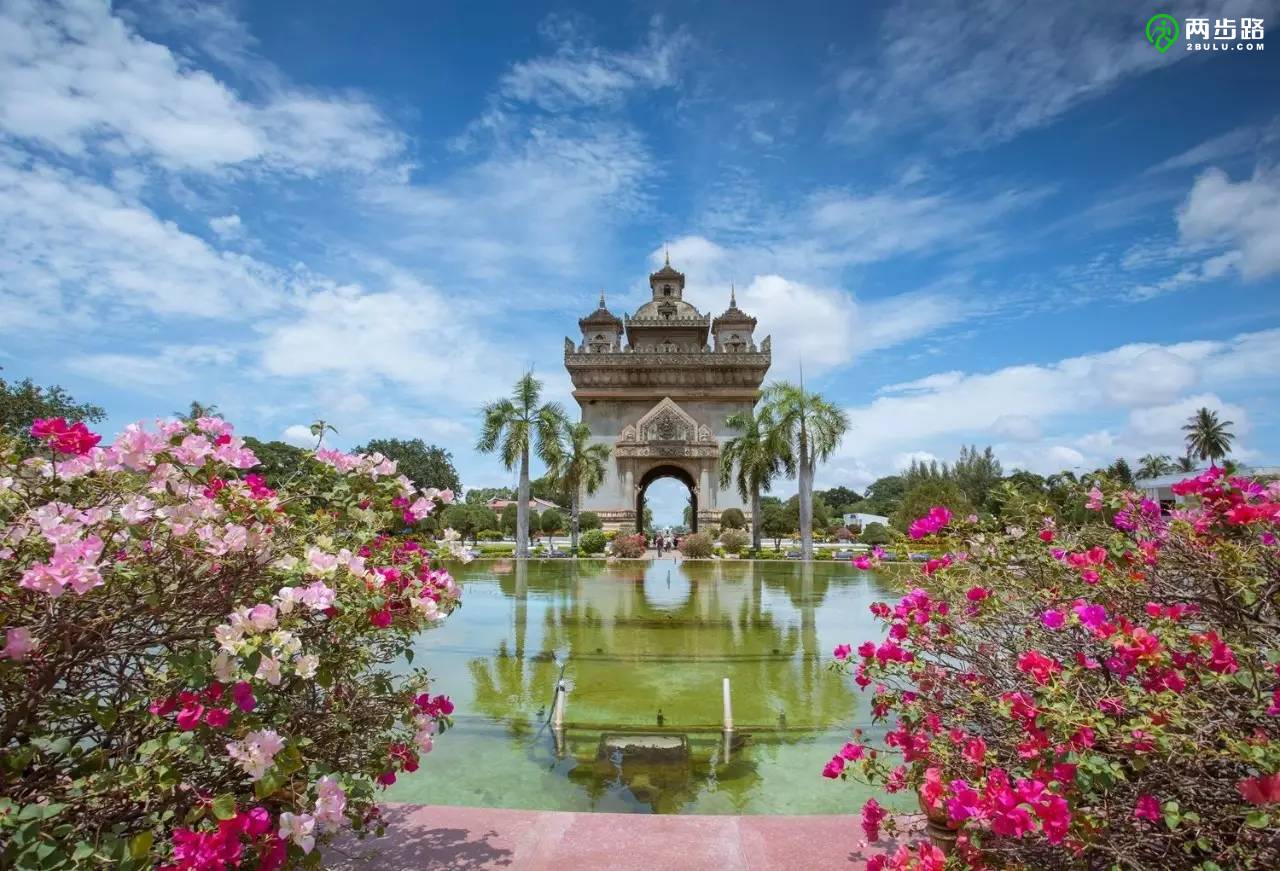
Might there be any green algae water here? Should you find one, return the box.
[388,557,906,814]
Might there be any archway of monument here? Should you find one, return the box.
[636,464,698,534]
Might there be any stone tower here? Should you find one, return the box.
[564,256,771,531]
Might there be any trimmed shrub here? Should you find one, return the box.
[678,532,714,559]
[720,528,749,553]
[859,521,892,545]
[578,511,602,531]
[720,508,746,529]
[610,533,647,558]
[579,529,607,555]
[477,528,504,541]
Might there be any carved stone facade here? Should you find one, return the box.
[565,258,771,532]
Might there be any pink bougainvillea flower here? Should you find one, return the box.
[1038,528,1054,543]
[833,643,852,661]
[966,586,991,602]
[908,505,952,539]
[1017,649,1062,685]
[1238,773,1280,805]
[962,736,987,767]
[822,756,845,779]
[852,555,872,570]
[204,707,231,729]
[1134,794,1161,821]
[840,742,866,761]
[369,608,393,628]
[1041,609,1065,630]
[30,417,102,455]
[231,681,256,713]
[2,627,37,660]
[860,797,888,842]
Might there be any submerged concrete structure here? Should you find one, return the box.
[564,256,771,532]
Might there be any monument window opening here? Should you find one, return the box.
[636,466,698,534]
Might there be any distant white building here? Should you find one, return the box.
[843,512,889,529]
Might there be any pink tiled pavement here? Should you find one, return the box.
[330,804,924,870]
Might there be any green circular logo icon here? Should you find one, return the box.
[1145,13,1180,53]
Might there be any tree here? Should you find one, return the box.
[0,374,105,441]
[579,511,602,531]
[579,529,607,555]
[891,478,973,533]
[529,474,570,509]
[1175,453,1197,473]
[500,502,518,536]
[440,504,495,545]
[527,509,541,543]
[174,400,221,421]
[720,508,746,529]
[476,373,566,558]
[466,486,514,505]
[953,445,1003,509]
[1137,454,1176,479]
[541,508,564,549]
[760,382,849,560]
[1107,457,1135,486]
[355,438,461,493]
[719,407,791,553]
[643,505,654,533]
[860,521,892,545]
[784,494,831,535]
[241,437,310,488]
[1183,407,1235,466]
[861,475,907,517]
[760,501,791,551]
[545,420,611,552]
[817,486,863,511]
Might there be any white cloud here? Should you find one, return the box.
[833,0,1192,148]
[1178,166,1280,280]
[991,414,1041,442]
[833,328,1277,481]
[281,424,315,447]
[67,344,236,389]
[1101,347,1199,406]
[499,16,690,111]
[0,157,284,323]
[209,213,243,239]
[257,273,518,406]
[0,0,404,176]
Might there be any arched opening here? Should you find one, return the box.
[636,464,697,534]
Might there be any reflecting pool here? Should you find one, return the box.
[388,557,905,814]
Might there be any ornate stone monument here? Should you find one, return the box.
[564,256,771,531]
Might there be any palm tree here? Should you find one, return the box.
[546,421,611,553]
[1182,407,1235,467]
[1136,454,1175,479]
[476,373,566,559]
[720,408,792,553]
[1174,453,1197,473]
[176,401,221,421]
[759,381,850,560]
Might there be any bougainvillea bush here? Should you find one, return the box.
[0,417,467,870]
[827,470,1280,870]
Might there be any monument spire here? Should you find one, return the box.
[599,288,606,308]
[730,283,736,308]
[664,244,670,266]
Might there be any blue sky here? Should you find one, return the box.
[2,0,1279,525]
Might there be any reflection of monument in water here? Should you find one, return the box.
[466,560,851,812]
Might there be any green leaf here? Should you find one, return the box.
[210,795,237,821]
[1245,810,1270,828]
[71,843,96,861]
[275,744,304,775]
[254,769,285,799]
[129,831,154,860]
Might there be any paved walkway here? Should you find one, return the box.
[331,804,922,870]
